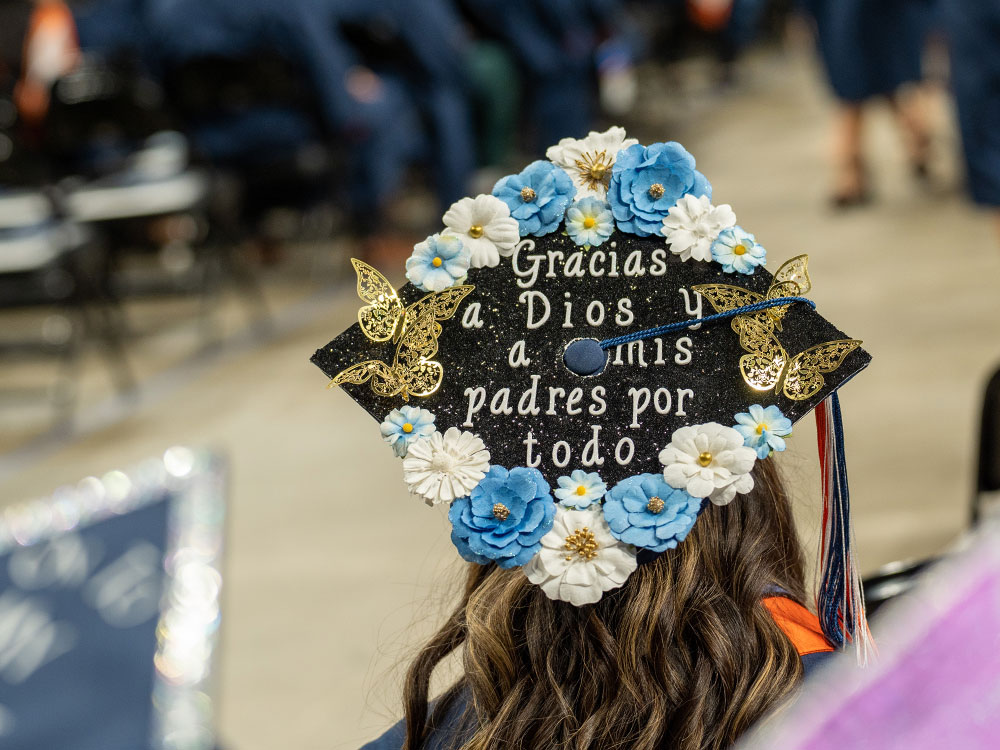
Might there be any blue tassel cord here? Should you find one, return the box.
[816,393,875,664]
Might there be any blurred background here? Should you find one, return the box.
[0,0,998,748]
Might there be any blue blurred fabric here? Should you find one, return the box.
[0,500,169,750]
[943,0,1000,206]
[801,0,934,101]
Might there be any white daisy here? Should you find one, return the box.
[662,194,736,262]
[403,427,490,506]
[545,126,639,199]
[524,506,638,606]
[658,422,756,506]
[442,194,520,268]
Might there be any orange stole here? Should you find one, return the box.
[762,596,835,656]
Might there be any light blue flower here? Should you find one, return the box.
[564,197,615,247]
[380,406,436,458]
[607,142,712,236]
[733,404,793,459]
[554,469,607,508]
[602,474,702,553]
[405,233,471,292]
[449,466,556,569]
[711,226,766,275]
[492,160,575,236]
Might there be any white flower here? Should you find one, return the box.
[524,506,638,606]
[658,423,756,506]
[442,194,520,268]
[403,427,490,506]
[546,126,639,199]
[554,470,607,508]
[662,194,736,262]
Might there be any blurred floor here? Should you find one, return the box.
[2,45,1000,750]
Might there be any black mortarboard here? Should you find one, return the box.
[311,131,872,654]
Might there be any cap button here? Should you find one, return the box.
[563,338,607,376]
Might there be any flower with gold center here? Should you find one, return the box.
[525,506,638,606]
[734,404,793,459]
[442,194,520,268]
[546,126,639,199]
[492,160,575,236]
[449,465,555,568]
[603,474,702,553]
[659,422,757,506]
[554,469,607,508]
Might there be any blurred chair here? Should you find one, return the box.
[862,363,1000,614]
[0,188,134,426]
[974,363,1000,524]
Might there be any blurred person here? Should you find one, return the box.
[461,0,617,152]
[943,0,1000,244]
[800,0,936,207]
[11,0,78,126]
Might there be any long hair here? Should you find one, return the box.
[401,459,807,750]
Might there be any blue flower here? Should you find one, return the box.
[405,233,471,292]
[564,197,615,247]
[734,404,793,459]
[449,466,556,568]
[711,226,766,275]
[492,160,575,237]
[607,142,711,237]
[554,470,607,508]
[603,474,702,553]
[380,406,436,458]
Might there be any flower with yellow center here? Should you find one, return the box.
[565,196,615,249]
[555,469,607,508]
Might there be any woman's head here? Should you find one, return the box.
[403,459,806,750]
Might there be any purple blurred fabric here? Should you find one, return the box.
[739,523,1000,750]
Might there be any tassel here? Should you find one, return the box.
[815,392,876,665]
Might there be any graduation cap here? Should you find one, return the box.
[312,131,872,656]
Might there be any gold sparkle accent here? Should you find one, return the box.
[402,422,413,433]
[564,527,599,561]
[520,187,537,202]
[492,503,510,521]
[468,224,484,239]
[646,496,665,514]
[648,183,665,200]
[573,150,614,191]
[697,452,713,467]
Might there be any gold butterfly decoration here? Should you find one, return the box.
[693,255,861,402]
[327,259,473,400]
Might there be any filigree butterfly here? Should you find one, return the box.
[328,260,473,400]
[693,255,861,401]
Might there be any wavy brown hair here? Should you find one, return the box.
[401,460,807,750]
